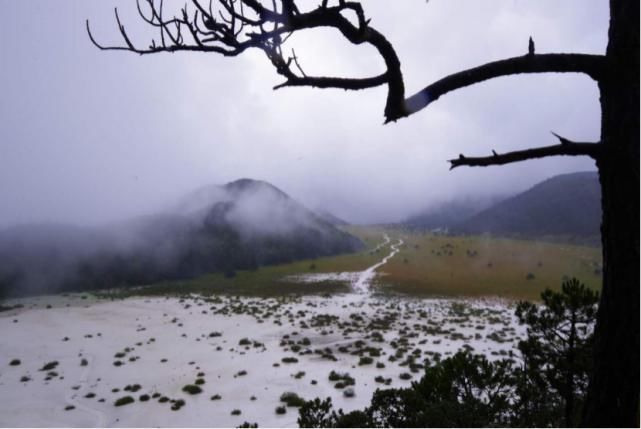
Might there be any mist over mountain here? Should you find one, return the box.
[315,210,349,226]
[404,172,601,241]
[0,179,362,298]
[404,196,503,230]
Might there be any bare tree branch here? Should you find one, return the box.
[87,0,606,125]
[402,53,606,121]
[448,133,602,170]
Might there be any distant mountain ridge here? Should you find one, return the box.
[456,172,600,237]
[405,172,601,240]
[0,179,363,297]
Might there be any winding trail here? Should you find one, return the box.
[352,234,404,294]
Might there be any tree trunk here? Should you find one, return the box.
[582,0,639,426]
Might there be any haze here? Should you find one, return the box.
[0,1,605,227]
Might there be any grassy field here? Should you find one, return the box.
[109,226,602,301]
[356,227,602,301]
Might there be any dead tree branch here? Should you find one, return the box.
[448,133,602,170]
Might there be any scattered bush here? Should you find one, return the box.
[39,361,58,371]
[358,356,374,366]
[114,396,135,407]
[182,384,202,395]
[399,372,412,380]
[280,391,306,407]
[171,399,186,411]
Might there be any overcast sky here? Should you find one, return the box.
[0,1,607,226]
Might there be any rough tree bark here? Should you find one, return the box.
[89,1,639,425]
[583,1,639,426]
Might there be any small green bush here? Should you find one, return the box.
[171,399,186,411]
[39,361,58,371]
[182,384,202,395]
[114,396,135,407]
[280,391,305,407]
[358,356,374,366]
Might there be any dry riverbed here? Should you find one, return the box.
[0,292,524,427]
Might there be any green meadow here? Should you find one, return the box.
[371,228,602,301]
[110,226,601,301]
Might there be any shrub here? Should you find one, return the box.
[276,405,287,415]
[64,405,75,411]
[210,394,222,401]
[171,399,185,411]
[114,396,135,407]
[195,378,206,385]
[238,338,251,346]
[280,391,306,407]
[358,356,374,366]
[231,409,242,415]
[343,388,355,398]
[182,384,202,395]
[399,372,412,380]
[39,361,58,371]
[139,394,150,401]
[282,357,298,364]
[9,359,20,366]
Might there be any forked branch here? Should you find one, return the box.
[88,0,606,123]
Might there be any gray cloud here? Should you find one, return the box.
[0,0,606,226]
